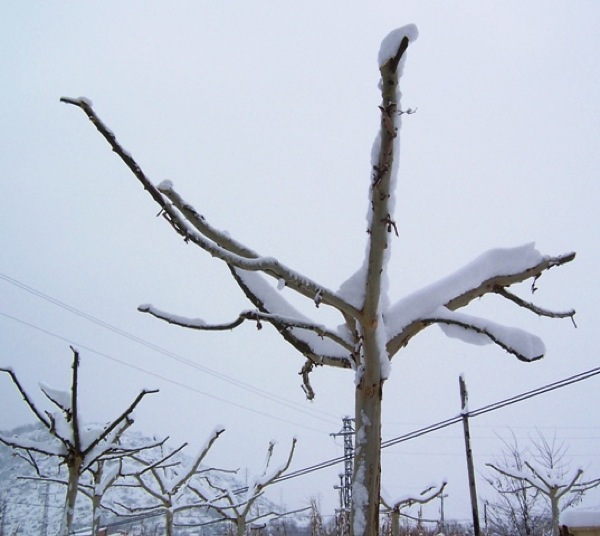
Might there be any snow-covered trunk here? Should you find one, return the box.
[351,31,413,536]
[550,491,560,536]
[352,348,383,536]
[58,454,82,536]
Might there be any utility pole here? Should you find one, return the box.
[331,417,355,536]
[460,374,481,536]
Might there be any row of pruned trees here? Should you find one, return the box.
[3,351,598,536]
[0,348,298,536]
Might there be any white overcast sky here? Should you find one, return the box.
[1,1,599,524]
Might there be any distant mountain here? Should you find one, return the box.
[0,424,304,536]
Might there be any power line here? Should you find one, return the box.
[2,274,599,493]
[0,311,328,435]
[0,272,339,426]
[265,365,600,487]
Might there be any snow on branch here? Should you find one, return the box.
[138,305,354,352]
[60,97,359,319]
[381,481,447,512]
[187,438,297,535]
[158,183,360,318]
[230,269,354,369]
[423,307,545,362]
[385,245,576,358]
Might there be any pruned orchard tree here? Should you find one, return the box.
[186,438,297,536]
[381,482,447,536]
[484,434,548,536]
[61,24,576,536]
[486,434,600,536]
[82,457,124,536]
[114,429,224,536]
[0,347,159,536]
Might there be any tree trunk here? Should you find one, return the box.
[165,508,174,536]
[550,493,560,536]
[352,328,383,536]
[237,517,246,536]
[58,455,82,536]
[92,493,102,536]
[391,509,400,536]
[350,35,408,536]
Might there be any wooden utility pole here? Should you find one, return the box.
[460,375,481,536]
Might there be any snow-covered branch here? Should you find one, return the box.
[159,183,360,318]
[137,304,354,352]
[188,438,297,536]
[117,429,225,536]
[230,269,355,371]
[421,308,545,362]
[381,481,447,512]
[386,245,576,358]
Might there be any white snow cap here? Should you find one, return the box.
[378,24,419,67]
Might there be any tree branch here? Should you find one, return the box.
[0,368,51,428]
[381,481,447,511]
[386,251,576,357]
[493,286,576,323]
[138,304,354,352]
[59,98,173,217]
[61,97,360,322]
[445,252,575,312]
[82,388,158,461]
[229,268,353,370]
[160,184,360,318]
[419,315,543,362]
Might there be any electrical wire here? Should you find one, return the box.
[0,311,328,435]
[2,273,599,493]
[0,272,340,425]
[266,365,600,487]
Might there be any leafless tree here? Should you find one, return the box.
[380,482,447,536]
[113,429,224,536]
[186,439,297,536]
[61,25,575,536]
[0,347,158,536]
[484,434,548,536]
[486,433,600,536]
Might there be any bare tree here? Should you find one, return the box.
[0,347,158,536]
[186,439,297,536]
[113,429,224,536]
[61,24,576,536]
[486,434,600,536]
[80,457,125,535]
[484,434,547,536]
[380,482,447,536]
